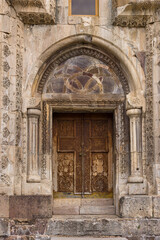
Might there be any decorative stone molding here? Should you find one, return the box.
[37,47,130,95]
[113,1,160,28]
[8,0,55,25]
[127,109,143,183]
[126,91,145,112]
[27,109,41,183]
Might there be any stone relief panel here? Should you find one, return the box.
[43,55,124,95]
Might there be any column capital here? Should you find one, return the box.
[28,108,41,116]
[126,108,141,117]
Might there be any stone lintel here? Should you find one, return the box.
[119,195,152,218]
[9,195,52,220]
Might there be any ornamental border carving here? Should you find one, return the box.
[37,46,130,95]
[41,99,129,181]
[145,24,154,191]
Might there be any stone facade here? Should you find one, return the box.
[1,0,160,238]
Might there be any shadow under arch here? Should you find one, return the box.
[30,34,144,97]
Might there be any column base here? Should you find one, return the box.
[128,175,143,183]
[27,174,41,183]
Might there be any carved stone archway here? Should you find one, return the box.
[26,44,144,214]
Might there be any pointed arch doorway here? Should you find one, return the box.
[38,47,130,215]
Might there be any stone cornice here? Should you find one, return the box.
[7,0,55,25]
[113,0,160,27]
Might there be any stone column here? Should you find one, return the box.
[127,109,143,183]
[27,109,41,183]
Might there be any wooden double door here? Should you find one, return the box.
[53,113,113,198]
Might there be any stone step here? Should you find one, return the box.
[45,215,149,236]
[51,238,127,240]
[80,205,115,215]
[53,198,114,215]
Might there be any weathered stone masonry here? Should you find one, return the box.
[1,0,160,239]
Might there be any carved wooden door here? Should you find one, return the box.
[53,113,113,197]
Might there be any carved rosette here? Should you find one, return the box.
[27,109,41,183]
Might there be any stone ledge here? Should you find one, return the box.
[113,1,160,27]
[7,0,55,25]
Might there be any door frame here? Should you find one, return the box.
[41,94,129,214]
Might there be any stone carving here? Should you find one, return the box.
[9,0,55,25]
[3,113,10,124]
[3,62,10,72]
[113,16,148,28]
[38,47,129,95]
[3,95,10,107]
[3,128,10,138]
[0,174,11,186]
[10,0,44,8]
[0,156,9,170]
[118,103,130,179]
[3,45,11,57]
[3,77,11,89]
[126,91,145,111]
[145,24,154,189]
[19,13,54,25]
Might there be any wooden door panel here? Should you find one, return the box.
[58,138,75,151]
[92,153,108,192]
[83,119,91,193]
[58,153,74,192]
[91,138,108,152]
[53,113,112,196]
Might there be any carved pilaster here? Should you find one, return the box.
[127,109,143,183]
[27,109,41,183]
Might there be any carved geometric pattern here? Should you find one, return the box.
[145,24,154,188]
[92,153,108,192]
[3,95,10,107]
[44,55,124,95]
[3,45,11,57]
[3,127,10,138]
[3,62,10,72]
[3,113,10,124]
[3,77,11,89]
[0,174,11,186]
[0,156,9,170]
[38,47,129,94]
[58,153,74,192]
